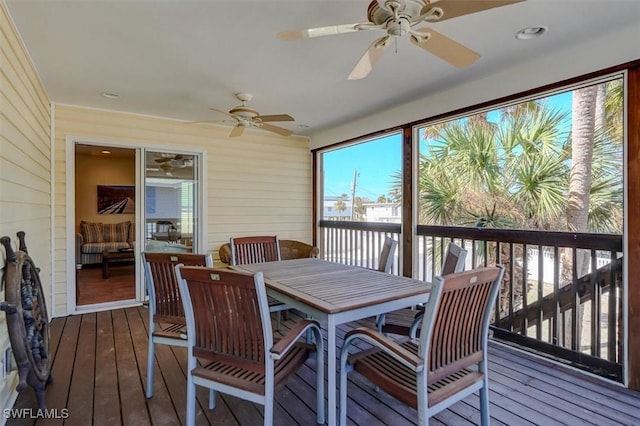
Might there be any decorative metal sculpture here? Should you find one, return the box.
[1,231,53,410]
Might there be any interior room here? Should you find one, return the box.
[74,145,136,306]
[1,0,639,424]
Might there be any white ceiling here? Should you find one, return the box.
[6,0,640,143]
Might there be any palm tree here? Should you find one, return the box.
[413,104,573,230]
[353,196,368,221]
[334,199,347,220]
[407,84,622,234]
[392,82,624,328]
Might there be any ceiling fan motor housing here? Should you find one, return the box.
[367,0,428,31]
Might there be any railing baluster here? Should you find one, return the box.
[571,248,579,351]
[537,244,544,341]
[522,244,529,336]
[508,243,515,331]
[471,240,477,269]
[552,246,560,346]
[495,242,502,325]
[617,253,624,364]
[591,249,600,358]
[608,250,618,362]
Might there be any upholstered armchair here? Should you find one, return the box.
[76,221,134,267]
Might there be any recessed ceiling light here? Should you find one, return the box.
[101,92,120,99]
[515,26,547,40]
[101,150,111,154]
[297,124,310,129]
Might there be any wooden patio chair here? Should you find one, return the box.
[376,242,467,336]
[142,251,213,398]
[176,266,325,426]
[340,266,505,426]
[377,236,398,273]
[229,235,290,329]
[371,237,399,329]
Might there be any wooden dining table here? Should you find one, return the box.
[231,257,432,426]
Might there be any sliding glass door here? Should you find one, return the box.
[144,151,199,253]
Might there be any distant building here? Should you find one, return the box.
[363,202,400,223]
[323,195,352,220]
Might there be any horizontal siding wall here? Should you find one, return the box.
[0,1,51,415]
[54,104,311,315]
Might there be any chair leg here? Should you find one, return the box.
[339,366,347,426]
[276,311,281,331]
[209,389,216,410]
[480,378,490,426]
[339,345,351,426]
[316,336,325,425]
[186,376,196,426]
[146,338,155,398]
[264,395,274,426]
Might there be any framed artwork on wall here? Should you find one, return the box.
[97,185,135,214]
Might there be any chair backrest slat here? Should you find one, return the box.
[441,242,467,276]
[230,236,281,265]
[143,252,212,324]
[419,266,504,384]
[178,267,270,367]
[378,237,398,273]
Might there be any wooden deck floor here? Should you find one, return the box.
[7,306,640,425]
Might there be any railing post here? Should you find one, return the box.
[401,126,413,277]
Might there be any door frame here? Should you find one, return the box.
[65,136,206,315]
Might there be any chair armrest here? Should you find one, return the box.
[375,313,386,332]
[409,312,424,339]
[270,319,322,360]
[343,327,423,371]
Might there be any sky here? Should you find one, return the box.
[323,134,402,200]
[322,89,577,201]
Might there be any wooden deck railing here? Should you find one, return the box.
[318,220,624,381]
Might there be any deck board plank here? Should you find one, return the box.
[7,306,640,426]
[94,310,122,426]
[112,309,152,425]
[126,307,185,426]
[67,313,97,425]
[34,315,81,426]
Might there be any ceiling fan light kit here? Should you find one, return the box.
[277,0,524,80]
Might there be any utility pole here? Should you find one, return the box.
[350,168,359,220]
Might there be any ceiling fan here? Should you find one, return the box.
[191,93,295,138]
[277,0,523,80]
[147,154,193,175]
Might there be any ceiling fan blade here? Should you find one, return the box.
[277,23,365,41]
[423,0,524,22]
[208,107,239,120]
[261,123,293,137]
[410,27,479,68]
[230,125,244,138]
[184,119,220,124]
[255,114,294,122]
[348,36,392,81]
